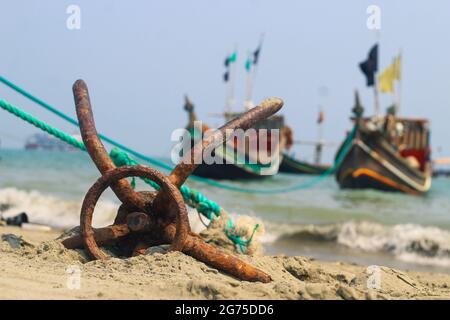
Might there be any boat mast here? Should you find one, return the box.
[184,95,196,127]
[372,32,381,118]
[315,106,324,164]
[396,49,403,115]
[225,44,238,112]
[244,50,254,109]
[373,78,380,117]
[244,34,264,110]
[314,86,328,164]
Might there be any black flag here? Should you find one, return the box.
[223,52,237,82]
[253,34,264,65]
[359,44,378,86]
[224,57,230,68]
[253,45,261,65]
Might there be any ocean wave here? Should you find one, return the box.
[0,187,118,229]
[265,220,450,267]
[2,187,450,268]
[0,187,210,233]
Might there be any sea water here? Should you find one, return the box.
[1,149,450,273]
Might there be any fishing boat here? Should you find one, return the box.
[279,109,332,175]
[335,44,432,195]
[279,152,331,175]
[335,92,432,195]
[25,133,81,151]
[432,157,450,177]
[183,96,287,179]
[433,169,450,178]
[179,38,289,180]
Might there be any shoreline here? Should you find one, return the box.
[1,225,449,300]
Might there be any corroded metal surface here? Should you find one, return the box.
[169,97,283,188]
[162,223,272,283]
[79,165,190,260]
[153,97,284,221]
[62,80,281,283]
[73,80,147,211]
[61,224,130,249]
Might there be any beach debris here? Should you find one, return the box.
[0,211,52,231]
[21,223,53,232]
[1,234,33,249]
[2,212,29,227]
[62,80,283,283]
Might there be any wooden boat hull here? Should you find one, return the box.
[193,162,269,180]
[182,97,285,180]
[335,127,432,195]
[188,134,282,180]
[279,153,330,175]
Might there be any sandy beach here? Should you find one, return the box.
[1,224,449,300]
[2,0,450,308]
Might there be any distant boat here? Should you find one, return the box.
[334,92,432,195]
[433,169,450,178]
[279,153,331,175]
[279,109,333,175]
[182,38,289,179]
[183,96,287,180]
[25,133,81,151]
[432,157,450,177]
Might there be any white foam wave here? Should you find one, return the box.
[2,187,449,268]
[0,188,118,229]
[0,188,228,234]
[266,220,450,267]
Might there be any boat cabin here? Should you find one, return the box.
[356,116,431,172]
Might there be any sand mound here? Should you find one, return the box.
[1,226,450,299]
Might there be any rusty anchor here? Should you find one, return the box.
[62,80,283,283]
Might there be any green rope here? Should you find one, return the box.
[0,76,356,252]
[224,221,260,254]
[0,76,174,172]
[109,147,221,219]
[0,98,255,252]
[110,147,287,254]
[0,75,354,195]
[0,99,221,219]
[0,100,86,151]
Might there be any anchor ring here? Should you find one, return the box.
[80,165,190,260]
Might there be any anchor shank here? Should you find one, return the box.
[73,80,147,210]
[153,98,283,219]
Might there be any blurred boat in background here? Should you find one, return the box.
[335,92,432,195]
[24,133,81,152]
[334,44,432,195]
[279,109,333,175]
[279,153,331,174]
[432,157,450,177]
[183,96,287,179]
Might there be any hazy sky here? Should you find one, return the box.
[1,0,449,163]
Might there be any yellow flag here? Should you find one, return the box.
[392,55,401,81]
[378,64,395,93]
